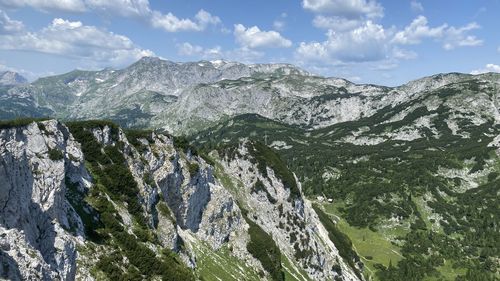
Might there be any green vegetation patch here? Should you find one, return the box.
[48,148,64,161]
[312,204,362,279]
[240,207,284,281]
[0,117,49,129]
[66,120,195,281]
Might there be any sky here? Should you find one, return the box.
[0,0,499,86]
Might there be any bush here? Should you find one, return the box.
[0,117,49,130]
[188,163,199,178]
[48,148,64,161]
[241,208,284,281]
[246,142,301,201]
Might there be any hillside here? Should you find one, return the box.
[0,119,361,281]
[192,73,500,281]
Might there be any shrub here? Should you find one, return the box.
[241,208,284,281]
[0,117,49,130]
[247,142,301,200]
[188,163,199,178]
[48,148,64,161]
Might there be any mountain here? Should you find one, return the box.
[0,71,27,86]
[0,119,361,281]
[191,75,500,280]
[1,57,499,136]
[0,57,311,130]
[0,58,499,281]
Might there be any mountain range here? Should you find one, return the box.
[0,57,499,281]
[3,57,498,135]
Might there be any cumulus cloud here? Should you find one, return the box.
[177,42,223,58]
[299,0,483,71]
[0,17,154,67]
[0,0,86,12]
[312,16,362,31]
[302,0,383,19]
[470,64,500,75]
[0,9,23,34]
[0,0,221,33]
[151,9,220,32]
[392,16,482,50]
[303,0,383,35]
[177,42,264,63]
[410,1,424,13]
[234,24,292,49]
[85,0,150,18]
[296,21,389,63]
[442,23,482,50]
[392,16,446,45]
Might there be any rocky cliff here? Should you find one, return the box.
[0,119,362,281]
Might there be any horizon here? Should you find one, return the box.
[2,55,498,88]
[0,1,499,86]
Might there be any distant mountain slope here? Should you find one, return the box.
[0,71,27,86]
[2,57,498,134]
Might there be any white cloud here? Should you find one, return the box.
[312,15,362,31]
[302,0,383,19]
[150,9,220,32]
[392,16,445,45]
[442,23,482,50]
[273,20,285,31]
[177,42,223,58]
[85,0,150,18]
[0,18,154,67]
[410,1,424,13]
[0,9,23,34]
[177,42,264,63]
[392,47,417,60]
[195,9,221,27]
[296,21,388,63]
[392,16,482,50]
[470,64,500,75]
[0,0,86,12]
[0,0,221,33]
[177,42,204,56]
[234,24,292,49]
[151,12,200,32]
[273,12,287,31]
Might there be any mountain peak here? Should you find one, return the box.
[0,71,28,86]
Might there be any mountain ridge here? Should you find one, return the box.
[1,56,498,135]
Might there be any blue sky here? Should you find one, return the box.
[0,0,499,85]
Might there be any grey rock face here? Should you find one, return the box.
[0,71,27,86]
[0,120,86,281]
[218,142,362,281]
[0,120,363,280]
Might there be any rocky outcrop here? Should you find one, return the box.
[0,71,27,86]
[0,120,88,280]
[219,142,362,281]
[0,121,363,281]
